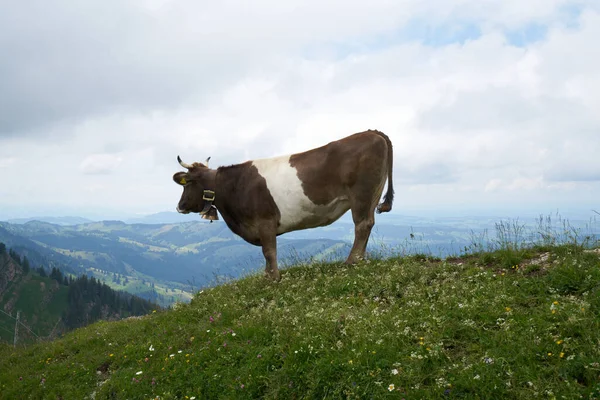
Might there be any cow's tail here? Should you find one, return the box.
[375,131,394,214]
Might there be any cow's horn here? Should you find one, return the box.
[205,156,211,167]
[177,156,193,169]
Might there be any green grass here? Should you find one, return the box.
[1,241,599,399]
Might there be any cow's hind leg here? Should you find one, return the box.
[260,227,281,281]
[345,202,376,265]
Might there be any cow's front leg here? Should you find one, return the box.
[260,231,280,281]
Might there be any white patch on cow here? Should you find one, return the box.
[252,155,350,234]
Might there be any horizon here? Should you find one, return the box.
[1,205,598,224]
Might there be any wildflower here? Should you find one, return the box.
[257,354,262,358]
[169,354,175,358]
[232,332,236,337]
[505,307,511,312]
[388,384,395,391]
[560,352,565,358]
[548,352,553,356]
[109,354,114,357]
[556,340,563,345]
[178,350,182,354]
[391,368,398,375]
[149,345,154,351]
[136,371,143,375]
[473,375,480,380]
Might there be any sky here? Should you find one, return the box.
[1,0,599,220]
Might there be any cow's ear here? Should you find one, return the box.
[173,172,191,186]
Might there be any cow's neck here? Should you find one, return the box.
[201,169,217,192]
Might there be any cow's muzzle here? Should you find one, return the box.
[176,206,190,214]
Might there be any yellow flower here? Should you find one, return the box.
[551,309,556,314]
[505,307,511,312]
[553,301,559,305]
[388,384,395,391]
[556,340,563,345]
[548,352,553,356]
[109,354,113,357]
[560,352,565,358]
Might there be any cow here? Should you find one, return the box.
[173,129,394,281]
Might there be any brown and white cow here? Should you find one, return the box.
[173,129,394,281]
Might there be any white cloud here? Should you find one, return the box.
[80,154,123,175]
[0,1,599,218]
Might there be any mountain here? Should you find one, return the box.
[1,212,596,307]
[0,220,349,305]
[5,216,94,226]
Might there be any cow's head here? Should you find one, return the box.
[173,156,218,221]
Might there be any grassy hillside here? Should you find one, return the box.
[1,240,599,399]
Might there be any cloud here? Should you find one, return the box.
[80,154,123,175]
[0,1,599,217]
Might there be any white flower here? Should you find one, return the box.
[388,384,395,391]
[391,369,399,375]
[474,375,480,380]
[169,354,175,358]
[178,350,182,354]
[232,333,236,336]
[149,345,154,351]
[136,371,143,375]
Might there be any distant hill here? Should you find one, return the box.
[0,220,349,305]
[3,212,595,308]
[5,216,94,226]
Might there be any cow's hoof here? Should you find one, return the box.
[264,271,281,282]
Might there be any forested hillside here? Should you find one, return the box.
[0,243,158,344]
